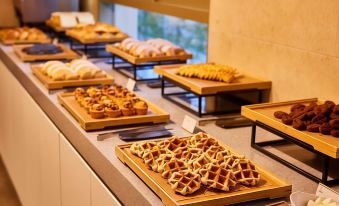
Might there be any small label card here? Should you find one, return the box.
[181,115,197,134]
[316,183,339,202]
[52,38,59,45]
[126,78,136,91]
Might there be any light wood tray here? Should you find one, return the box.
[31,65,114,90]
[154,64,272,95]
[241,98,339,158]
[66,30,128,44]
[13,44,79,62]
[106,45,193,65]
[116,137,292,206]
[45,20,67,32]
[58,92,170,131]
[1,37,51,45]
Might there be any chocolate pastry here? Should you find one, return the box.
[319,123,332,135]
[331,129,339,137]
[282,115,293,125]
[324,100,336,110]
[311,115,327,124]
[330,112,339,120]
[329,119,339,129]
[290,110,305,119]
[274,111,288,119]
[306,111,316,119]
[290,104,305,113]
[315,104,331,116]
[292,119,306,130]
[307,124,321,132]
[334,105,339,114]
[304,102,317,112]
[22,44,62,55]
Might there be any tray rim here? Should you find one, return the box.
[154,64,272,95]
[115,136,292,206]
[31,65,114,90]
[13,44,79,62]
[0,37,51,45]
[58,92,170,131]
[241,98,339,158]
[105,44,193,65]
[65,30,128,44]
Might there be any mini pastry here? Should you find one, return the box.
[121,100,135,116]
[134,100,148,115]
[105,103,121,118]
[90,104,105,119]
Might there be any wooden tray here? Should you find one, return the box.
[31,65,114,90]
[45,20,67,32]
[154,64,272,95]
[106,45,193,65]
[116,137,292,206]
[241,98,339,158]
[58,92,170,131]
[13,44,79,62]
[1,37,51,45]
[66,30,128,44]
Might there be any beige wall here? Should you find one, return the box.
[0,0,19,27]
[208,0,339,102]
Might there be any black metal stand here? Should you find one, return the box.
[69,38,113,59]
[161,77,265,117]
[111,55,187,81]
[251,121,339,186]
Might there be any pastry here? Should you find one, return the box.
[162,158,188,179]
[307,197,338,206]
[168,171,201,195]
[142,146,166,172]
[232,158,260,186]
[120,100,135,116]
[199,163,237,191]
[104,103,121,118]
[89,104,105,119]
[130,141,157,158]
[0,27,48,41]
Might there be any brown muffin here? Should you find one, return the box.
[292,119,306,130]
[319,123,332,135]
[306,124,321,133]
[274,111,288,119]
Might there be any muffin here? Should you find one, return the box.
[121,100,136,116]
[105,103,121,118]
[82,97,95,113]
[134,100,148,115]
[90,104,105,119]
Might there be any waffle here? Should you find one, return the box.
[216,152,238,170]
[188,132,219,151]
[188,153,214,173]
[232,158,260,186]
[156,153,175,173]
[168,171,201,195]
[142,146,166,172]
[205,145,227,160]
[181,148,203,162]
[199,163,237,191]
[158,136,188,153]
[162,158,188,179]
[130,141,157,158]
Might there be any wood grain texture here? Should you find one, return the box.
[66,30,128,44]
[31,65,114,90]
[241,98,339,158]
[154,64,271,95]
[106,45,193,64]
[116,137,292,206]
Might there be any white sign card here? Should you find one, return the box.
[181,115,197,133]
[126,78,136,91]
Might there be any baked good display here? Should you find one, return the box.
[129,132,261,196]
[22,44,62,55]
[40,59,107,81]
[175,63,241,83]
[274,100,339,138]
[66,22,127,41]
[0,27,49,43]
[307,197,338,206]
[47,12,95,29]
[113,37,189,58]
[73,85,149,119]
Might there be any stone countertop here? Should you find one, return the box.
[0,45,338,206]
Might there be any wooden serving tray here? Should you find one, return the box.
[241,98,339,158]
[31,65,114,90]
[1,37,51,45]
[45,20,67,32]
[116,137,292,206]
[154,64,272,95]
[58,92,170,131]
[13,44,79,62]
[66,30,128,44]
[106,45,193,65]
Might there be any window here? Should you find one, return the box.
[100,4,208,63]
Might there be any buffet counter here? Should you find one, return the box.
[0,44,334,206]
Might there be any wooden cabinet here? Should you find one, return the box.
[91,173,121,206]
[60,134,91,206]
[0,60,120,206]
